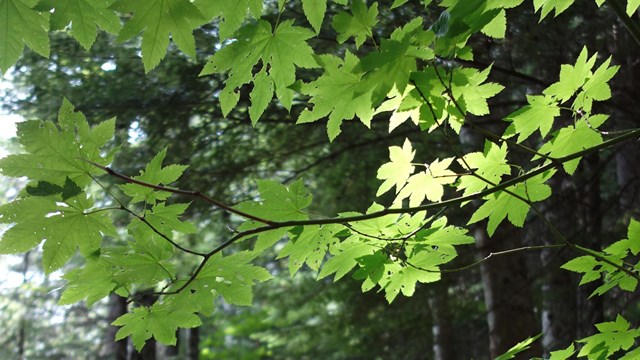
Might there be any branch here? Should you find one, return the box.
[606,0,640,47]
[83,159,277,226]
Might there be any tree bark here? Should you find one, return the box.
[475,224,541,358]
[428,276,455,360]
[540,174,577,354]
[162,330,180,357]
[575,154,603,339]
[102,293,128,360]
[187,327,200,360]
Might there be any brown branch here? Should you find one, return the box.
[82,159,277,226]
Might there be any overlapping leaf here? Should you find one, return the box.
[504,95,560,143]
[234,179,312,222]
[562,219,640,297]
[59,260,118,306]
[201,20,317,121]
[456,141,511,197]
[468,171,554,236]
[113,302,202,351]
[0,99,115,186]
[332,0,378,48]
[114,0,207,72]
[278,224,342,275]
[119,148,188,204]
[37,0,121,50]
[180,251,272,307]
[195,0,262,39]
[376,139,416,196]
[297,52,374,140]
[395,157,457,206]
[577,315,640,358]
[537,116,606,175]
[0,193,117,273]
[0,0,49,74]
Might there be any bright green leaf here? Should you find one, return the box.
[376,139,416,196]
[113,303,202,351]
[332,0,378,48]
[201,20,317,118]
[297,52,374,140]
[395,157,457,206]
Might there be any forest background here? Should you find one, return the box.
[0,0,640,359]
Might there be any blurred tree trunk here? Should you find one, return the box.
[475,225,541,358]
[428,276,455,360]
[17,252,30,360]
[102,293,128,360]
[540,174,577,354]
[576,155,603,338]
[163,330,180,357]
[187,327,200,360]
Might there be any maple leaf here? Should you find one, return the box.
[114,0,206,72]
[376,139,416,196]
[395,157,458,206]
[383,251,444,302]
[533,0,574,18]
[482,9,506,38]
[468,172,554,236]
[457,141,511,197]
[297,52,375,140]
[344,202,403,239]
[332,0,378,48]
[36,0,121,50]
[543,47,595,102]
[104,246,177,287]
[194,0,262,39]
[353,250,394,292]
[417,216,475,247]
[0,194,117,273]
[201,19,317,120]
[234,179,312,222]
[278,224,342,276]
[358,18,433,105]
[537,117,605,175]
[59,260,117,306]
[196,251,272,306]
[0,0,49,74]
[144,202,197,237]
[113,302,202,351]
[318,235,375,281]
[41,195,118,273]
[451,66,504,116]
[0,99,115,188]
[577,315,640,357]
[0,197,58,254]
[504,95,560,143]
[119,148,188,204]
[375,85,422,132]
[302,0,326,33]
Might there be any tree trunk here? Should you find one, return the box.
[163,330,180,357]
[16,252,30,360]
[187,327,200,360]
[475,224,541,358]
[540,174,577,354]
[575,154,603,338]
[429,276,455,360]
[101,294,128,359]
